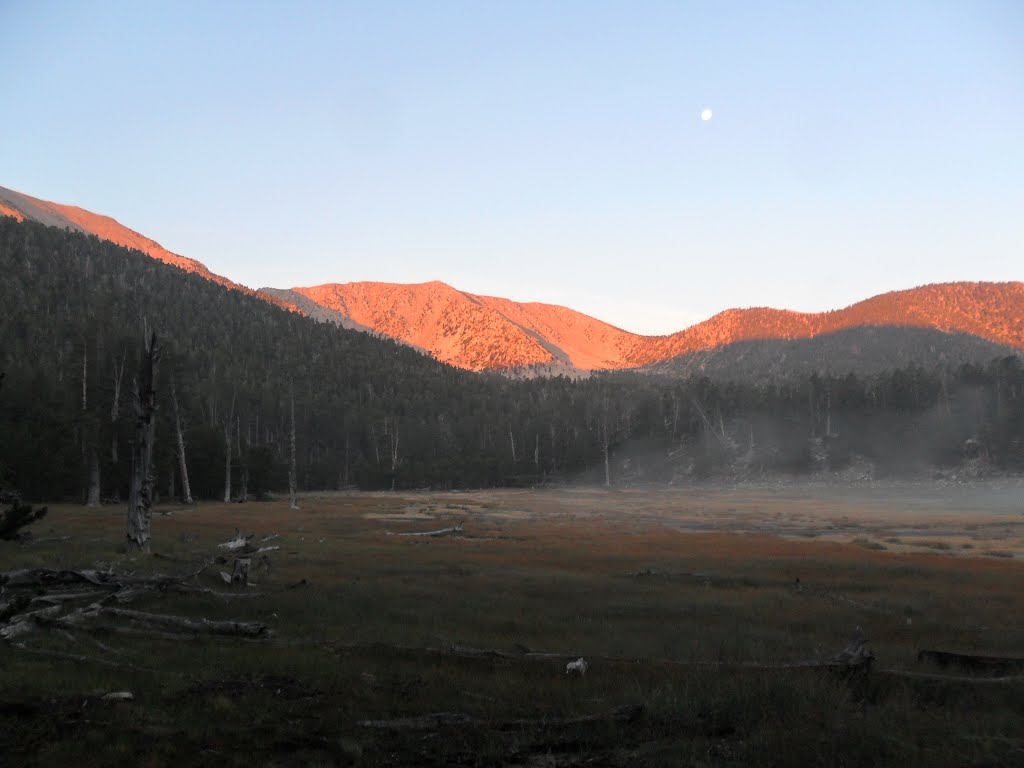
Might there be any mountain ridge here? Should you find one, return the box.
[2,184,1021,373]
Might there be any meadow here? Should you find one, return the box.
[2,484,1023,767]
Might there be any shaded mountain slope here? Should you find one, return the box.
[642,326,1020,382]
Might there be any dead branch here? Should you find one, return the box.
[829,626,873,671]
[217,530,253,551]
[392,522,464,538]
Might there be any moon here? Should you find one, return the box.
[701,108,713,122]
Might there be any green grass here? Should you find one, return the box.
[2,491,1023,767]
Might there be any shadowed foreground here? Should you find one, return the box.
[2,487,1023,767]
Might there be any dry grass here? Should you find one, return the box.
[2,486,1023,766]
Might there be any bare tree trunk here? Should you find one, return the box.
[223,393,235,504]
[81,343,88,413]
[343,432,350,488]
[81,343,102,507]
[85,449,101,507]
[599,398,612,487]
[171,384,193,504]
[223,423,232,503]
[110,350,125,465]
[238,416,249,503]
[509,425,517,463]
[127,333,159,551]
[602,438,611,487]
[289,387,298,509]
[387,418,400,491]
[370,424,380,467]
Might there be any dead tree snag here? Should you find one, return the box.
[126,332,159,551]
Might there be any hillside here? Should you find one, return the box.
[0,185,251,292]
[280,279,1024,374]
[278,282,647,371]
[634,282,1024,368]
[642,326,1020,381]
[3,184,1022,375]
[2,217,1023,502]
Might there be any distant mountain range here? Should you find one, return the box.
[3,184,1021,376]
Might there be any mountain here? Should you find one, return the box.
[641,326,1020,381]
[632,282,1024,368]
[3,184,1022,375]
[275,280,1024,374]
[264,282,648,372]
[0,185,248,291]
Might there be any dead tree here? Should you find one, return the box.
[288,385,299,510]
[223,392,235,503]
[171,383,193,504]
[126,333,159,551]
[591,394,614,487]
[236,415,249,503]
[385,416,400,491]
[85,448,101,507]
[110,349,126,465]
[82,342,101,507]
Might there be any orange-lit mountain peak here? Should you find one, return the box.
[4,184,1022,375]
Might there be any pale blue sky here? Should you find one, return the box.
[2,1,1021,334]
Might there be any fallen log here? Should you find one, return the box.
[100,606,272,638]
[29,590,108,607]
[393,522,464,538]
[10,643,155,672]
[358,712,473,730]
[917,649,1024,676]
[359,704,644,731]
[0,568,203,593]
[0,568,115,588]
[0,595,31,622]
[0,605,63,640]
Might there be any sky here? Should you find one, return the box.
[1,1,1022,334]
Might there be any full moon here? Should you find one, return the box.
[701,108,713,121]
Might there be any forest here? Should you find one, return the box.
[1,216,1023,503]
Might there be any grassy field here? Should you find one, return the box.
[2,485,1023,767]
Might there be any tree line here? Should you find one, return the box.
[1,217,1022,503]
